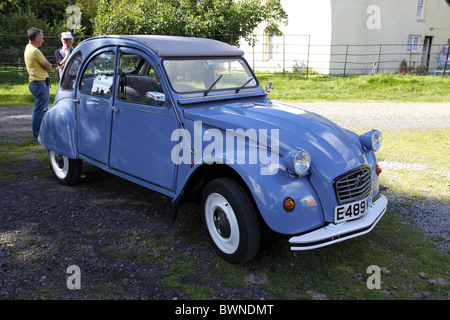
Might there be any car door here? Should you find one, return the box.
[109,48,178,191]
[76,48,116,165]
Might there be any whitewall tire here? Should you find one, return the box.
[48,150,82,186]
[201,178,260,264]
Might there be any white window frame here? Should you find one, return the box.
[417,0,425,19]
[407,35,421,53]
[269,34,282,61]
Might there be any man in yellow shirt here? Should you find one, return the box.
[24,27,52,139]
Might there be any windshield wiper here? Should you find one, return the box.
[235,77,254,93]
[204,75,223,96]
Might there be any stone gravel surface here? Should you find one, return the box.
[291,101,450,130]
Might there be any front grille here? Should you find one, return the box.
[334,167,371,204]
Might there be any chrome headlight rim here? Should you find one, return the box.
[360,129,382,152]
[283,148,311,177]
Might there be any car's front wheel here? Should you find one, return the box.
[201,178,260,264]
[48,150,82,186]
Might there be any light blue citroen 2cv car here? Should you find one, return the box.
[38,35,387,264]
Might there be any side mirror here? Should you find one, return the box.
[265,82,274,93]
[146,91,166,106]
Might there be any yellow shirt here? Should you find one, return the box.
[24,44,49,82]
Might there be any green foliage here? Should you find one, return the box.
[0,0,285,60]
[93,0,288,46]
[0,0,73,30]
[0,8,52,43]
[74,0,99,36]
[0,0,98,38]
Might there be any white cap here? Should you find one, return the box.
[61,32,73,39]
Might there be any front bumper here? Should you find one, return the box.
[289,194,388,250]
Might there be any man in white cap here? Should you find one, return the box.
[439,38,450,66]
[55,32,74,77]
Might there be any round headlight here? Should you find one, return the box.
[283,148,311,176]
[371,130,382,151]
[359,130,382,151]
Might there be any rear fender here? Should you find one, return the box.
[38,103,78,159]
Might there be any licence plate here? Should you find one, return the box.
[334,196,372,223]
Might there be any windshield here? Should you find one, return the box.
[163,58,257,94]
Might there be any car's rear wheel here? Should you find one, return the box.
[48,150,82,186]
[201,178,260,264]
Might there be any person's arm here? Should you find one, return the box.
[55,49,63,68]
[34,49,52,71]
[59,51,70,68]
[41,59,52,71]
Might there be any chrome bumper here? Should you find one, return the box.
[289,195,388,250]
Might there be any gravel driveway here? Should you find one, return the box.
[0,102,448,300]
[291,101,450,130]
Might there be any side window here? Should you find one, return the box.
[79,51,115,98]
[61,52,82,90]
[118,52,164,105]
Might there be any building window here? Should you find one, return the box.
[407,35,420,53]
[263,32,270,62]
[417,0,425,19]
[269,34,276,60]
[263,32,282,61]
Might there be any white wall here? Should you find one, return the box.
[424,0,450,54]
[240,0,333,74]
[240,0,450,74]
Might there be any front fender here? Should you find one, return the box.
[230,160,325,235]
[38,102,77,159]
[186,147,325,235]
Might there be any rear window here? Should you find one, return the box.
[60,52,82,91]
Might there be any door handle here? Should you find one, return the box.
[73,98,80,103]
[112,106,119,113]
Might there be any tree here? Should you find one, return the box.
[93,0,288,46]
[74,0,99,35]
[0,0,98,37]
[0,0,73,32]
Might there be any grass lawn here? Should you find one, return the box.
[0,82,58,107]
[1,70,450,106]
[376,128,450,202]
[258,73,450,102]
[0,67,58,106]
